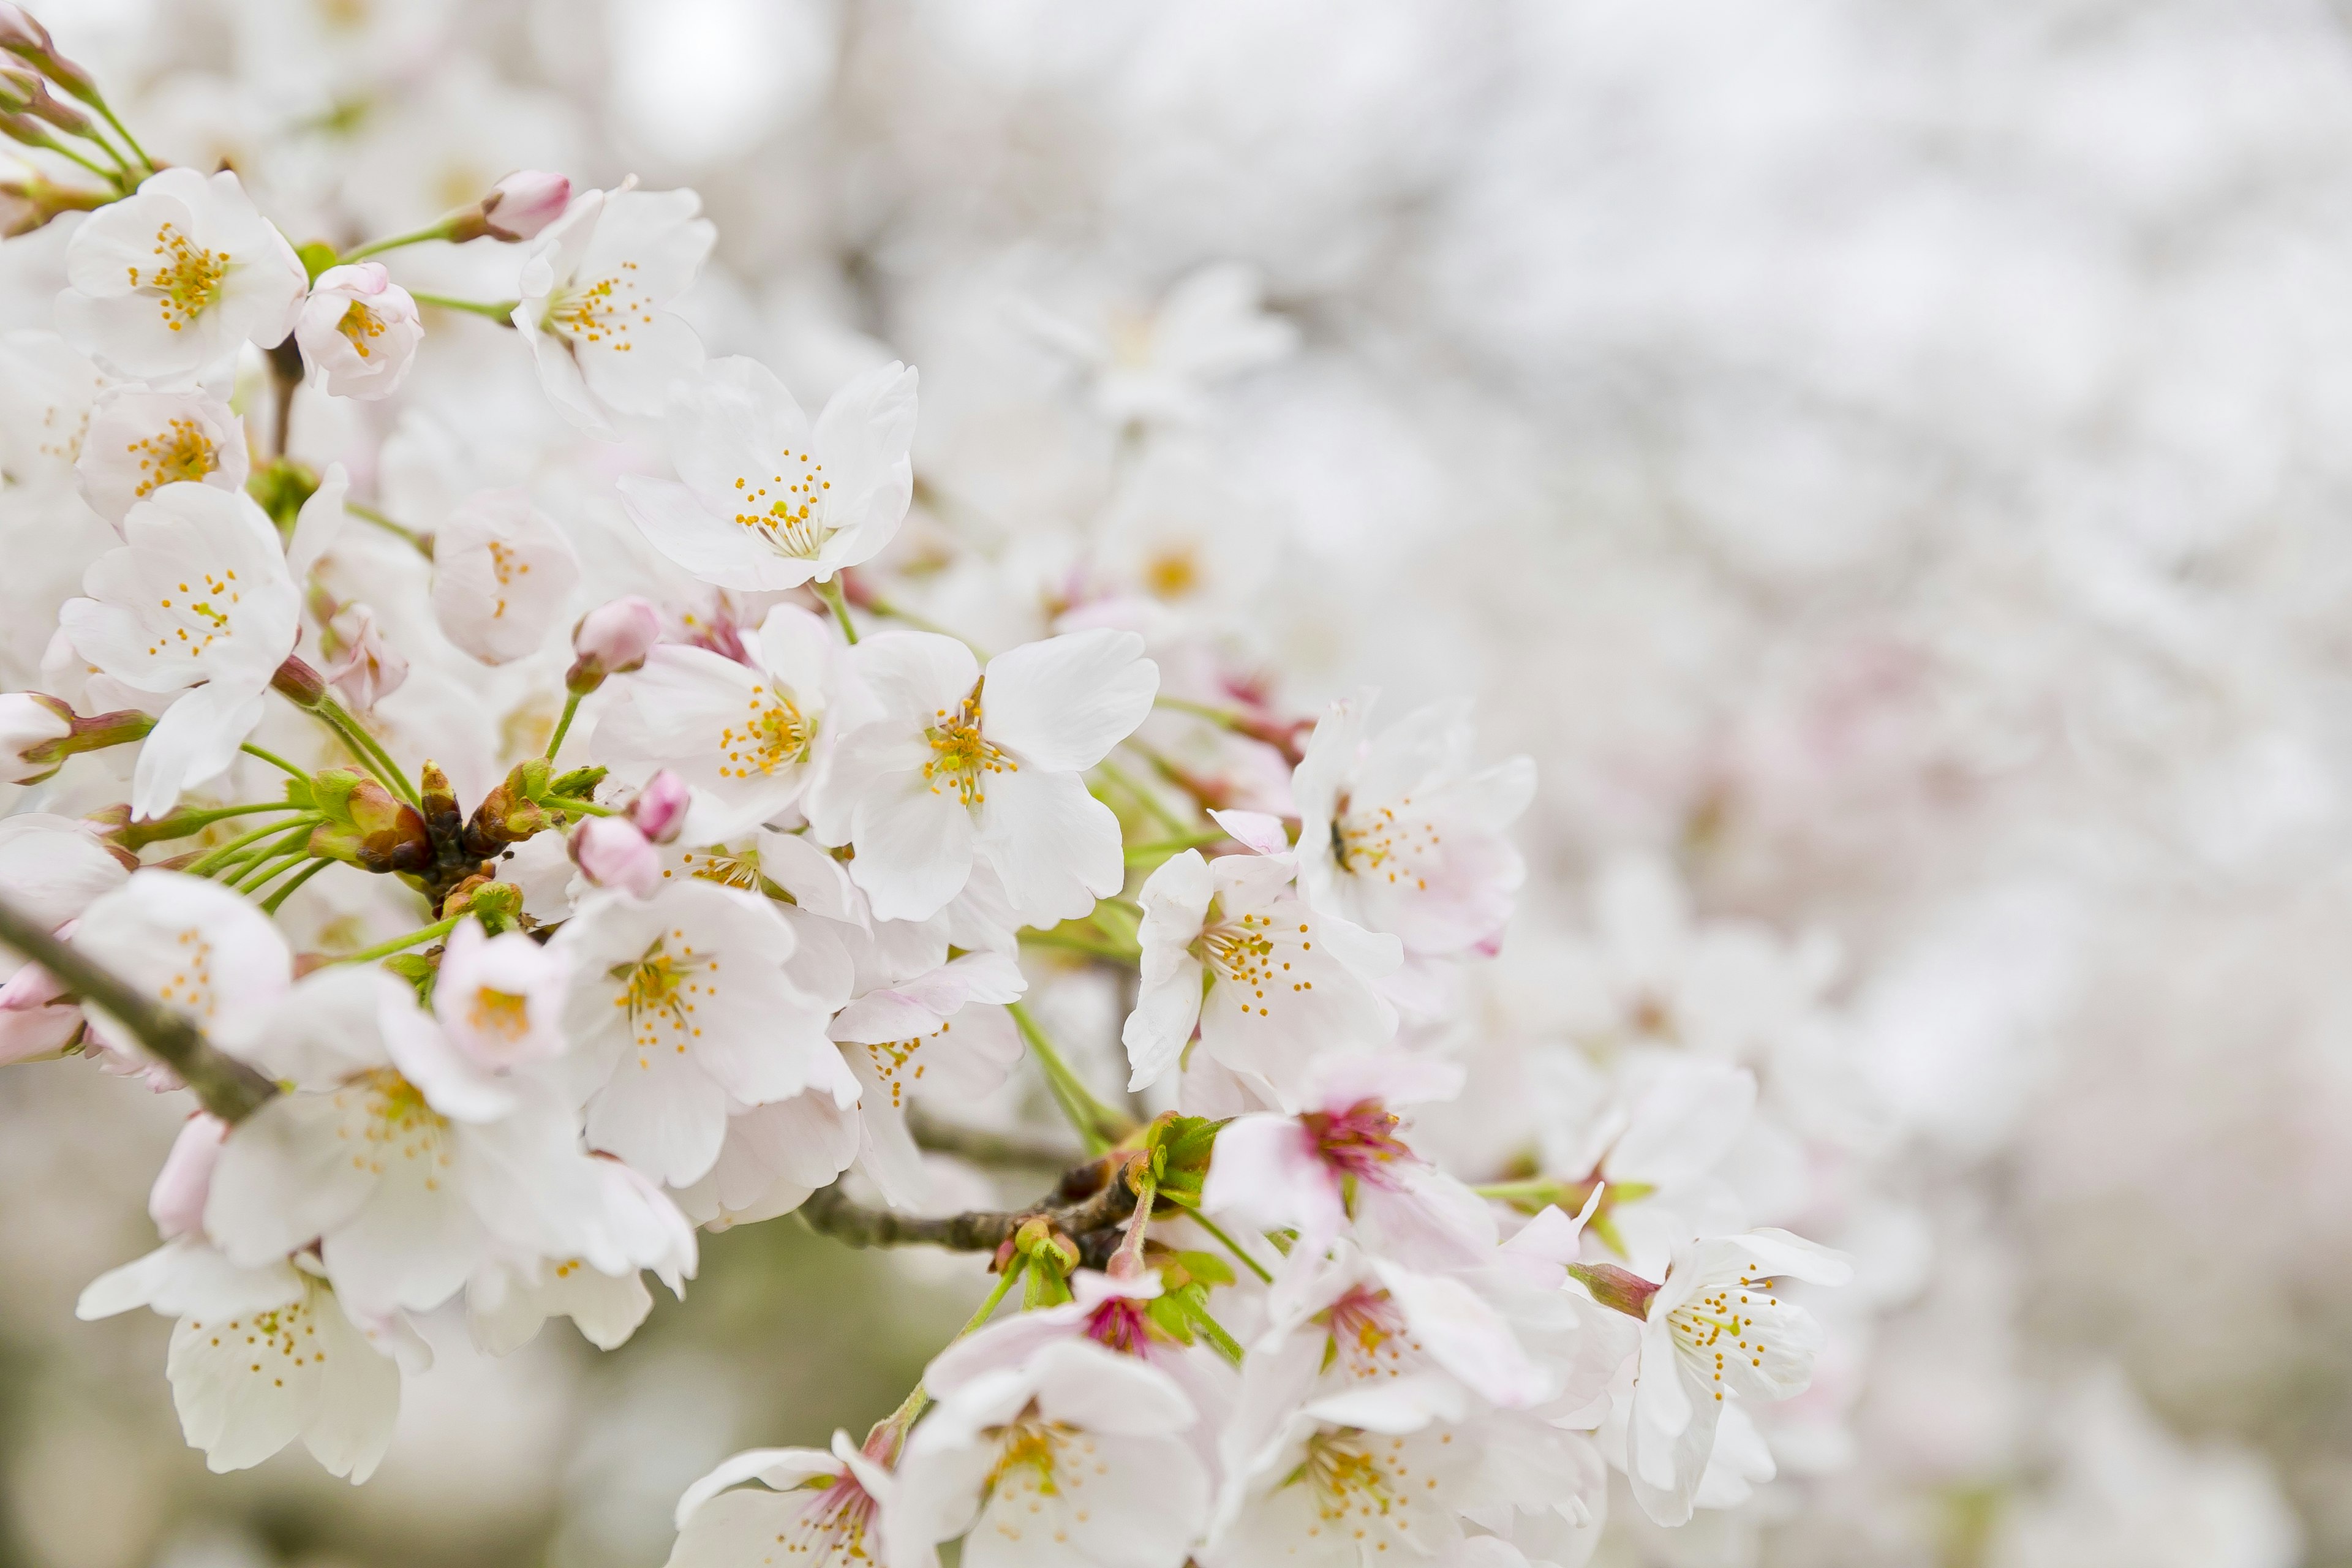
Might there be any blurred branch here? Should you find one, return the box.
[908,1106,1084,1169]
[0,892,279,1122]
[800,1161,1137,1262]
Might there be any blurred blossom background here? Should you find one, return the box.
[2,0,2348,1566]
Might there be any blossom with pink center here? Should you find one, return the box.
[670,1429,894,1568]
[1200,1054,1495,1272]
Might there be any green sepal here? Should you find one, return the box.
[1146,1294,1197,1344]
[295,239,337,284]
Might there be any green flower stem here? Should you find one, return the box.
[185,816,322,877]
[328,914,462,967]
[865,597,981,650]
[345,500,434,559]
[1112,1160,1158,1278]
[310,695,419,808]
[409,292,521,323]
[1007,1001,1136,1155]
[869,1254,1030,1460]
[89,97,153,176]
[339,217,458,263]
[231,842,315,893]
[1018,929,1144,965]
[116,801,307,850]
[540,793,613,818]
[813,576,858,643]
[1095,755,1189,835]
[545,693,582,761]
[239,742,312,782]
[1123,829,1229,865]
[1175,1205,1275,1285]
[1153,695,1247,728]
[1177,1295,1246,1365]
[258,858,331,914]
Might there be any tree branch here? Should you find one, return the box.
[0,893,279,1123]
[908,1106,1085,1169]
[800,1163,1138,1259]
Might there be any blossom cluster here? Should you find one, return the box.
[0,13,1865,1566]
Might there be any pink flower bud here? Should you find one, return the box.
[148,1112,228,1240]
[567,595,661,693]
[0,5,55,56]
[481,170,571,241]
[0,690,72,782]
[569,815,660,898]
[628,769,691,844]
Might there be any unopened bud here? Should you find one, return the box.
[568,816,658,897]
[306,768,432,873]
[478,170,570,241]
[442,876,524,929]
[0,4,53,56]
[567,595,660,694]
[148,1113,227,1241]
[268,653,329,709]
[1,64,82,133]
[1565,1261,1662,1321]
[627,770,690,844]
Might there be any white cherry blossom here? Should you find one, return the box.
[1291,692,1536,962]
[58,484,300,817]
[813,628,1158,925]
[70,869,291,1074]
[890,1338,1210,1568]
[619,355,918,590]
[430,486,582,665]
[1123,847,1399,1106]
[513,185,715,437]
[670,1431,897,1568]
[56,167,307,385]
[553,880,848,1187]
[594,603,849,837]
[74,386,249,529]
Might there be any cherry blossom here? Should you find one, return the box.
[669,1431,897,1568]
[56,167,307,385]
[429,486,582,665]
[1123,847,1399,1106]
[813,628,1159,925]
[619,355,919,590]
[74,386,249,528]
[295,262,423,399]
[513,184,715,437]
[58,483,300,817]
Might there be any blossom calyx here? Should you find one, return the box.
[1566,1259,1662,1320]
[464,760,554,853]
[1137,1111,1221,1208]
[2,695,155,783]
[440,875,524,932]
[301,768,431,873]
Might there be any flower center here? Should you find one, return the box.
[484,540,530,620]
[1196,907,1315,1019]
[1298,1099,1414,1191]
[858,1020,946,1109]
[1320,1286,1419,1379]
[729,451,834,559]
[1285,1429,1433,1538]
[547,262,651,349]
[335,1067,454,1185]
[922,690,1013,808]
[466,986,532,1042]
[133,224,227,331]
[612,933,716,1063]
[337,300,387,359]
[1332,795,1436,889]
[184,1280,334,1385]
[716,684,811,779]
[984,1415,1076,1506]
[671,843,763,891]
[127,415,220,499]
[1668,1268,1786,1402]
[785,1473,881,1566]
[1084,1295,1159,1355]
[153,926,219,1020]
[146,567,243,658]
[1143,546,1200,599]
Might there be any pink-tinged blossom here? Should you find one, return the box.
[431,488,582,666]
[70,870,291,1076]
[428,917,571,1073]
[56,167,307,385]
[812,628,1159,926]
[629,770,693,843]
[669,1430,895,1568]
[0,693,73,782]
[1291,691,1535,963]
[619,355,918,590]
[1201,1054,1494,1270]
[322,601,407,712]
[295,263,423,400]
[149,1113,229,1240]
[1122,846,1400,1107]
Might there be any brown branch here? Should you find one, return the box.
[908,1106,1086,1169]
[0,893,280,1122]
[800,1161,1137,1259]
